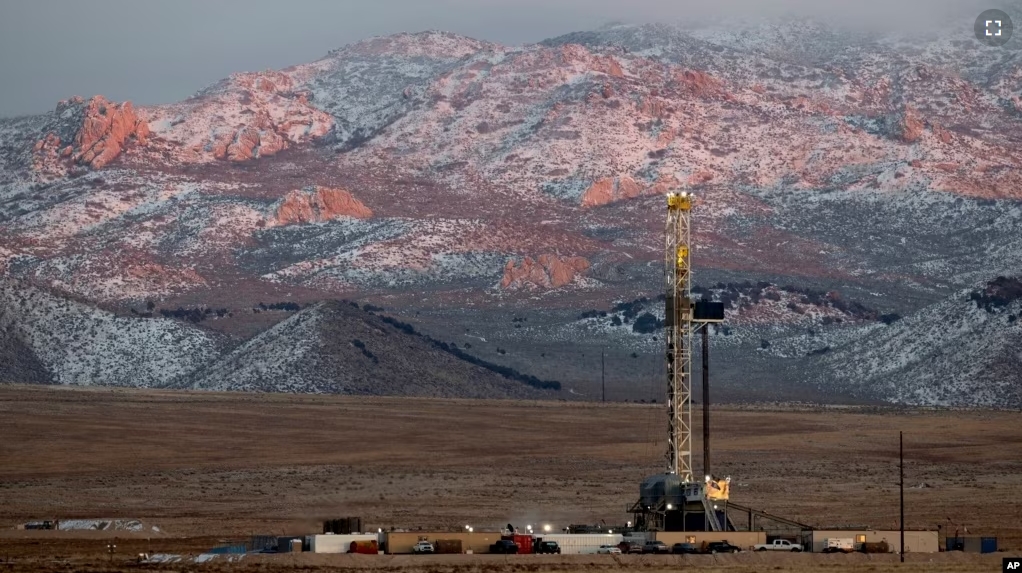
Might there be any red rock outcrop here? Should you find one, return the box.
[580,174,683,207]
[647,173,681,196]
[675,70,725,98]
[638,96,670,118]
[581,177,615,206]
[72,96,150,168]
[274,186,373,224]
[214,114,291,162]
[599,56,624,78]
[580,176,647,207]
[687,170,715,185]
[500,254,591,289]
[32,96,150,173]
[896,105,924,143]
[931,122,952,144]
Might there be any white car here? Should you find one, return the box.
[412,541,435,553]
[597,545,622,554]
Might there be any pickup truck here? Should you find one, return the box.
[641,540,670,554]
[490,539,519,554]
[754,539,803,552]
[534,540,561,554]
[412,541,435,554]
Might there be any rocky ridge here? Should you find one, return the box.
[1,21,1021,405]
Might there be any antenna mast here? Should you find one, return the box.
[665,191,694,482]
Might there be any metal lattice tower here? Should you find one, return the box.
[665,191,693,482]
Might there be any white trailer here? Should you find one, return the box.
[822,538,855,553]
[307,534,379,553]
[533,534,624,555]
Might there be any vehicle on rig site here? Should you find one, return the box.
[412,540,435,554]
[642,540,670,554]
[822,538,854,553]
[534,540,561,554]
[672,542,700,554]
[705,541,742,554]
[490,539,519,554]
[618,540,643,553]
[754,539,803,552]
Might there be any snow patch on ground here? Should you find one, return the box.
[0,281,220,387]
[57,519,144,531]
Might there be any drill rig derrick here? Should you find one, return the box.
[665,191,694,482]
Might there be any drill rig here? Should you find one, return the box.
[629,191,731,532]
[664,191,694,483]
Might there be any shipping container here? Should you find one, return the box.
[307,534,379,553]
[655,531,765,550]
[811,530,937,554]
[954,536,999,553]
[434,540,463,554]
[511,534,533,554]
[532,534,623,555]
[384,531,499,554]
[274,537,303,553]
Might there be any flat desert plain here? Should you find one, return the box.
[1,385,1020,572]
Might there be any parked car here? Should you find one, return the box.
[490,540,519,554]
[534,540,561,554]
[754,539,802,552]
[672,542,700,554]
[705,541,742,554]
[618,541,643,554]
[412,541,435,554]
[642,540,670,554]
[597,544,622,554]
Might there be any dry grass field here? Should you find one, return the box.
[1,385,1020,572]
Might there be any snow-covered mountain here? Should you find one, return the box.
[1,18,1020,405]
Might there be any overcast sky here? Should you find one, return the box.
[0,0,993,117]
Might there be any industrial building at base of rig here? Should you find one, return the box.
[278,529,949,555]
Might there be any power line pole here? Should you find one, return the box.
[900,431,905,563]
[702,325,710,480]
[602,349,606,403]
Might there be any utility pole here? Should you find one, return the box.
[702,325,710,480]
[601,349,606,403]
[900,431,905,563]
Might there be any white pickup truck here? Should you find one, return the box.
[412,541,435,553]
[754,539,803,552]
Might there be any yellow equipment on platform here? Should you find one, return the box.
[706,477,731,501]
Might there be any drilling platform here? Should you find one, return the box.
[629,191,732,532]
